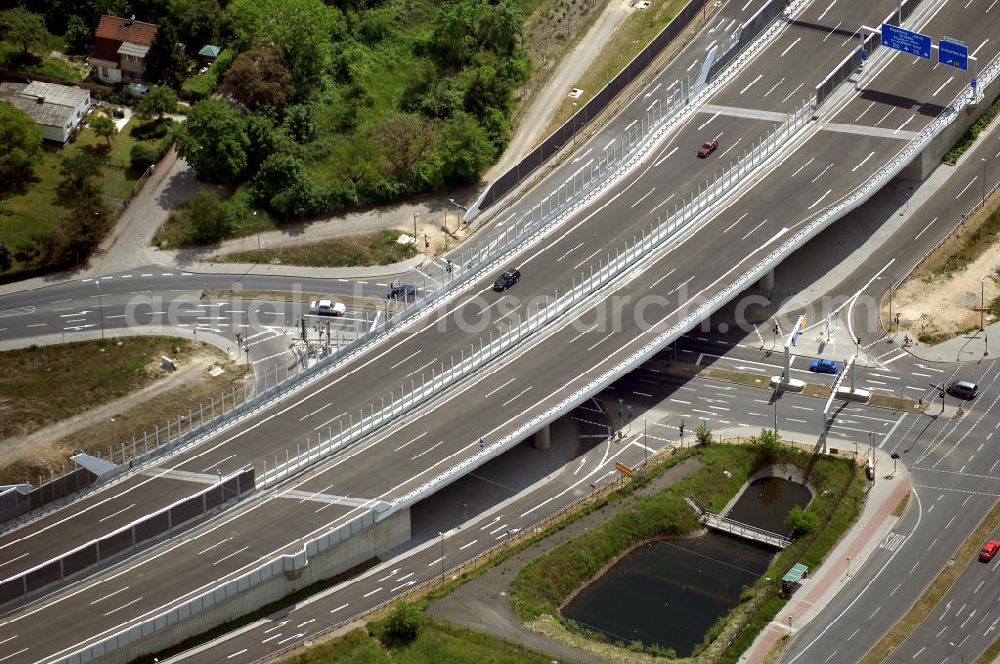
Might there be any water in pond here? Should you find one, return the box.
[725,477,812,536]
[561,533,773,656]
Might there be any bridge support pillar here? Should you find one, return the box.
[758,269,774,292]
[533,425,551,451]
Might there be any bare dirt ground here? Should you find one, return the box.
[889,189,1000,343]
[427,456,702,664]
[0,346,244,484]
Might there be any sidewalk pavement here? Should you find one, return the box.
[156,251,429,281]
[739,447,911,664]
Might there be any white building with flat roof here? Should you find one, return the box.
[0,81,91,143]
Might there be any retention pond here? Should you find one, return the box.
[561,476,811,655]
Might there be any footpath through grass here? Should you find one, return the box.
[0,337,197,441]
[511,442,863,661]
[214,231,418,268]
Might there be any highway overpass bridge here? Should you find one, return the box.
[1,0,999,661]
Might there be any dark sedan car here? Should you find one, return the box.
[494,267,521,291]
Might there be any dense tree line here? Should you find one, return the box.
[1,0,530,236]
[176,0,528,225]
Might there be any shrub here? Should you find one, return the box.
[130,143,159,171]
[695,422,713,446]
[130,118,173,141]
[378,600,423,645]
[757,428,781,460]
[786,505,819,538]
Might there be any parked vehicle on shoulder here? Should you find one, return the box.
[980,540,1000,562]
[947,379,978,399]
[308,299,346,317]
[697,139,719,158]
[809,359,839,374]
[493,267,521,291]
[387,284,417,301]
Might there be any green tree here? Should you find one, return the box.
[694,422,713,446]
[430,0,523,67]
[63,14,91,54]
[176,99,249,183]
[786,505,819,539]
[59,150,102,192]
[757,428,781,461]
[0,241,12,272]
[438,113,493,184]
[184,189,231,243]
[0,102,43,197]
[379,600,423,645]
[172,0,228,48]
[282,104,317,144]
[41,183,108,266]
[87,114,117,147]
[228,0,344,94]
[373,113,438,177]
[221,47,294,111]
[244,111,282,173]
[136,86,177,120]
[0,8,50,56]
[145,20,189,88]
[130,143,159,171]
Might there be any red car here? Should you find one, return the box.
[698,139,719,158]
[979,540,1000,562]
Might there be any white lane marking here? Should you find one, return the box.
[89,586,131,605]
[363,587,383,597]
[213,545,250,566]
[817,1,836,20]
[556,242,584,262]
[932,76,954,97]
[97,503,135,523]
[459,540,478,550]
[569,323,598,343]
[631,187,656,208]
[0,553,28,568]
[587,332,614,351]
[501,386,533,408]
[811,163,833,183]
[411,441,444,460]
[851,152,875,172]
[330,603,349,613]
[698,113,720,130]
[483,377,518,399]
[780,82,803,104]
[956,177,978,199]
[653,146,679,168]
[388,348,422,370]
[103,597,143,616]
[649,268,677,290]
[739,74,763,94]
[791,157,815,177]
[807,189,832,210]
[227,649,248,659]
[723,212,750,233]
[780,38,801,58]
[740,218,768,241]
[914,217,937,240]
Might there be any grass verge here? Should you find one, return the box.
[859,499,1000,664]
[278,617,550,664]
[213,231,419,268]
[511,443,863,661]
[541,0,696,137]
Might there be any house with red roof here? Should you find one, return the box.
[87,15,158,85]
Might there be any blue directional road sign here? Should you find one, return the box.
[881,22,931,60]
[939,37,969,70]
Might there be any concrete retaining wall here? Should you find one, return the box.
[902,75,1000,181]
[76,508,410,664]
[719,463,815,517]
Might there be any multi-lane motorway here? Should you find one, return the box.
[2,0,1000,662]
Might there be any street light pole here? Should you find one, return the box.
[413,212,419,241]
[254,210,260,251]
[984,157,988,205]
[96,280,105,340]
[439,531,445,582]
